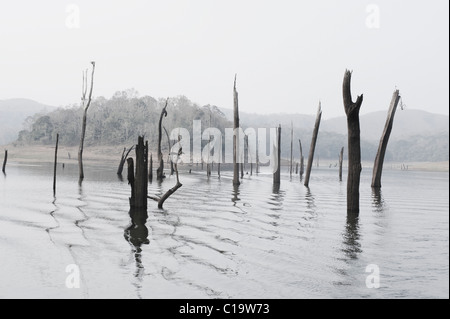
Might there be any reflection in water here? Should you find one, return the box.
[231,184,240,206]
[124,207,149,298]
[372,187,385,213]
[341,214,362,260]
[269,183,285,212]
[305,187,316,213]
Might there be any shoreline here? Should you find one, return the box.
[2,144,449,173]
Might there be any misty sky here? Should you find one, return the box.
[0,0,448,118]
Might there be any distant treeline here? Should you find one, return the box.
[16,90,449,163]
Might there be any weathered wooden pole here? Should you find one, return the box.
[233,75,240,186]
[78,61,95,182]
[2,150,7,174]
[371,90,401,188]
[343,70,364,215]
[149,153,153,182]
[53,133,59,196]
[133,136,148,209]
[290,122,294,178]
[339,146,344,182]
[157,98,169,181]
[304,103,322,187]
[273,125,281,184]
[299,139,304,179]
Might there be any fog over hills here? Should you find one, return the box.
[0,99,55,145]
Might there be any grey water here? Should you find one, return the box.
[0,162,448,299]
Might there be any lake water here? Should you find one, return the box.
[0,161,448,299]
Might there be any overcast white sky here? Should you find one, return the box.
[0,0,448,118]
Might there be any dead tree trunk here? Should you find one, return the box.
[163,126,175,175]
[339,146,344,182]
[127,158,135,205]
[149,153,153,182]
[233,75,240,186]
[343,70,364,215]
[117,146,134,175]
[157,99,169,181]
[304,103,322,187]
[78,61,95,182]
[290,122,294,178]
[53,133,59,196]
[273,125,281,184]
[133,136,148,209]
[371,90,401,188]
[2,150,7,174]
[299,139,304,179]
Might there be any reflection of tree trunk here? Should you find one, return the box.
[343,70,363,216]
[157,99,168,181]
[53,134,59,196]
[233,75,240,186]
[78,62,95,182]
[372,90,401,188]
[2,149,7,174]
[304,103,322,187]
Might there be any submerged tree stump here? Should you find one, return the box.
[53,134,59,196]
[233,75,240,186]
[343,70,364,215]
[339,146,344,182]
[129,136,148,209]
[372,90,401,188]
[273,125,281,184]
[2,149,7,174]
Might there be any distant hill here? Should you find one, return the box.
[0,99,55,145]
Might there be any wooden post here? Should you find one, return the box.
[296,162,299,174]
[2,150,7,174]
[343,70,364,215]
[290,122,293,178]
[371,90,401,188]
[304,103,322,187]
[78,61,95,182]
[339,147,344,182]
[149,153,153,182]
[233,75,240,186]
[53,133,59,196]
[299,139,304,180]
[157,98,169,181]
[273,125,281,184]
[133,136,148,209]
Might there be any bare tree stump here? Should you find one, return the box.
[127,158,135,205]
[2,150,7,174]
[304,103,322,187]
[133,136,148,209]
[372,90,401,188]
[273,125,281,184]
[343,70,364,215]
[149,153,153,182]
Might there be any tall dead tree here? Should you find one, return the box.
[53,134,59,196]
[273,125,281,184]
[129,136,148,209]
[157,98,169,181]
[148,153,153,182]
[343,70,364,215]
[2,150,7,174]
[299,139,304,179]
[371,90,401,188]
[78,61,95,182]
[233,75,240,186]
[304,103,322,187]
[339,147,344,182]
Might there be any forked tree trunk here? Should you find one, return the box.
[343,70,364,215]
[339,146,344,182]
[371,90,401,188]
[233,75,240,186]
[273,125,281,184]
[157,99,169,181]
[304,103,322,187]
[78,62,95,182]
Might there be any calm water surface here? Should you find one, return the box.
[0,162,448,299]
